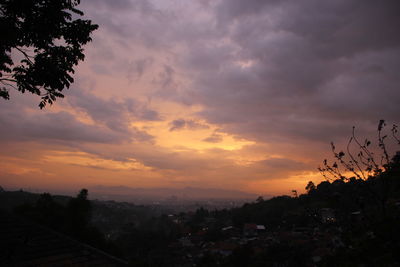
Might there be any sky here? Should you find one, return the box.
[1,0,399,196]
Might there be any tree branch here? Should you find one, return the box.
[0,78,17,83]
[15,47,35,65]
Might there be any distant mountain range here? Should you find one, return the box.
[89,185,259,201]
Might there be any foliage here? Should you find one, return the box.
[305,181,316,193]
[13,189,122,258]
[319,120,399,181]
[318,120,400,218]
[0,0,98,108]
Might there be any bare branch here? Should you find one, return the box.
[346,135,366,180]
[0,78,17,83]
[378,120,390,168]
[351,126,380,173]
[15,47,35,65]
[392,124,400,145]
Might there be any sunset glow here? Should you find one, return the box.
[1,0,399,198]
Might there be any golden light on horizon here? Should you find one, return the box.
[42,151,153,171]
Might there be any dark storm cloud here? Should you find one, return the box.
[158,65,175,89]
[0,88,157,145]
[93,0,133,10]
[180,0,400,145]
[6,1,398,146]
[217,0,400,54]
[81,0,152,13]
[0,110,124,144]
[81,0,174,49]
[126,57,154,82]
[169,119,209,131]
[69,90,131,133]
[68,90,158,142]
[168,119,185,131]
[203,132,223,143]
[70,89,161,127]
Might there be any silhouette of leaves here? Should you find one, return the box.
[0,0,98,108]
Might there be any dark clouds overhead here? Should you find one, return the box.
[178,0,400,144]
[0,88,157,145]
[70,89,161,127]
[0,109,124,144]
[1,0,399,194]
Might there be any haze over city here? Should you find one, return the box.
[1,0,399,198]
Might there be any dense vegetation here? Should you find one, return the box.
[2,152,399,266]
[4,189,123,258]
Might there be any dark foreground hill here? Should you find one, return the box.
[1,151,399,266]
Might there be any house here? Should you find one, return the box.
[320,208,336,223]
[222,226,241,238]
[211,241,238,257]
[243,223,258,237]
[179,237,194,247]
[243,223,266,237]
[257,225,266,231]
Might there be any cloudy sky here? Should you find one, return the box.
[1,0,399,196]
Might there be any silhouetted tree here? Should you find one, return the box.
[305,181,316,194]
[0,0,98,108]
[319,120,399,182]
[193,207,209,223]
[35,192,65,228]
[319,120,400,218]
[67,188,91,234]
